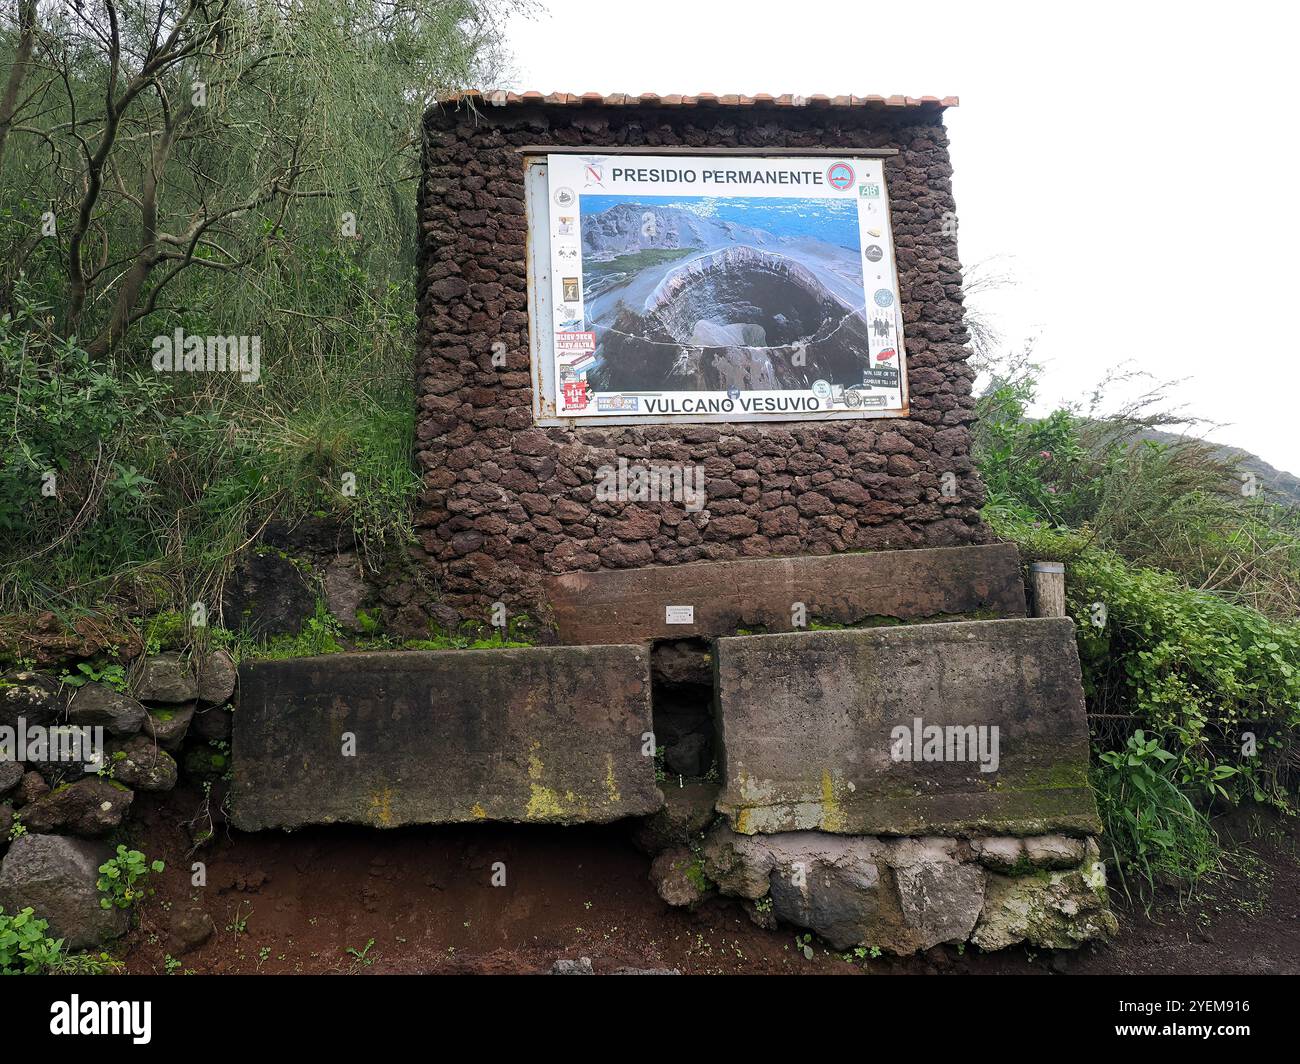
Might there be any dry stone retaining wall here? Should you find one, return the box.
[0,652,234,954]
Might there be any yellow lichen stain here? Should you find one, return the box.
[736,807,751,834]
[526,741,567,819]
[820,769,845,832]
[527,785,565,818]
[470,802,487,819]
[604,754,621,805]
[369,788,395,827]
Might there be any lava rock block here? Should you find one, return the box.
[220,550,315,637]
[649,846,711,908]
[12,770,48,807]
[144,704,195,751]
[0,834,130,950]
[0,671,64,730]
[19,723,104,786]
[191,705,233,743]
[971,840,1118,951]
[168,909,216,956]
[133,653,198,704]
[663,732,711,778]
[196,650,237,705]
[651,641,712,687]
[0,760,23,799]
[698,824,1113,955]
[551,957,594,975]
[108,736,179,791]
[66,683,147,736]
[17,778,133,837]
[232,646,662,830]
[632,781,720,855]
[714,617,1101,837]
[323,554,371,632]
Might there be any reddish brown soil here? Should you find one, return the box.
[119,786,1300,975]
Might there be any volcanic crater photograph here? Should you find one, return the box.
[579,196,874,392]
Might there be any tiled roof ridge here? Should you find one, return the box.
[437,90,958,109]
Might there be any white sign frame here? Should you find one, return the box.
[524,153,910,427]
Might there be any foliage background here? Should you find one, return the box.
[0,0,520,616]
[972,350,1300,893]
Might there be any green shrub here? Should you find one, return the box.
[975,366,1300,620]
[996,513,1300,811]
[0,907,64,974]
[97,845,164,911]
[60,661,128,691]
[0,289,419,619]
[243,601,346,660]
[1094,732,1220,900]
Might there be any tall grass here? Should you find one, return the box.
[974,354,1300,619]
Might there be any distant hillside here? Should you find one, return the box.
[1128,428,1300,507]
[581,203,774,258]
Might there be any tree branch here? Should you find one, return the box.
[0,0,39,173]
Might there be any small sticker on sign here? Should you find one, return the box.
[665,606,695,625]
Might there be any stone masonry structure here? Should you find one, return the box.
[415,93,984,627]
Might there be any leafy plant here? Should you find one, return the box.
[0,0,519,619]
[97,845,164,911]
[346,938,376,967]
[0,907,64,974]
[61,661,128,691]
[1094,732,1220,900]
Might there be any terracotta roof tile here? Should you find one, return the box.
[439,89,957,110]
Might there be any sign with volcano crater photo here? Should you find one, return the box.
[545,152,908,421]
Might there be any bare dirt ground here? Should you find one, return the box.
[120,786,1300,976]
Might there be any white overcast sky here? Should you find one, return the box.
[502,0,1299,473]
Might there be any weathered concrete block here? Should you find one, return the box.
[232,647,661,830]
[548,543,1026,644]
[715,617,1101,837]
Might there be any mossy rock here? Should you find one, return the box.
[182,745,230,783]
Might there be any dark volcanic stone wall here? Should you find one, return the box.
[415,100,987,627]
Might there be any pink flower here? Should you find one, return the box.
[1039,450,1052,460]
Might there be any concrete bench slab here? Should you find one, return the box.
[714,617,1101,837]
[547,543,1026,644]
[231,646,661,830]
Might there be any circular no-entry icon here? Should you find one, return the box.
[827,162,855,191]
